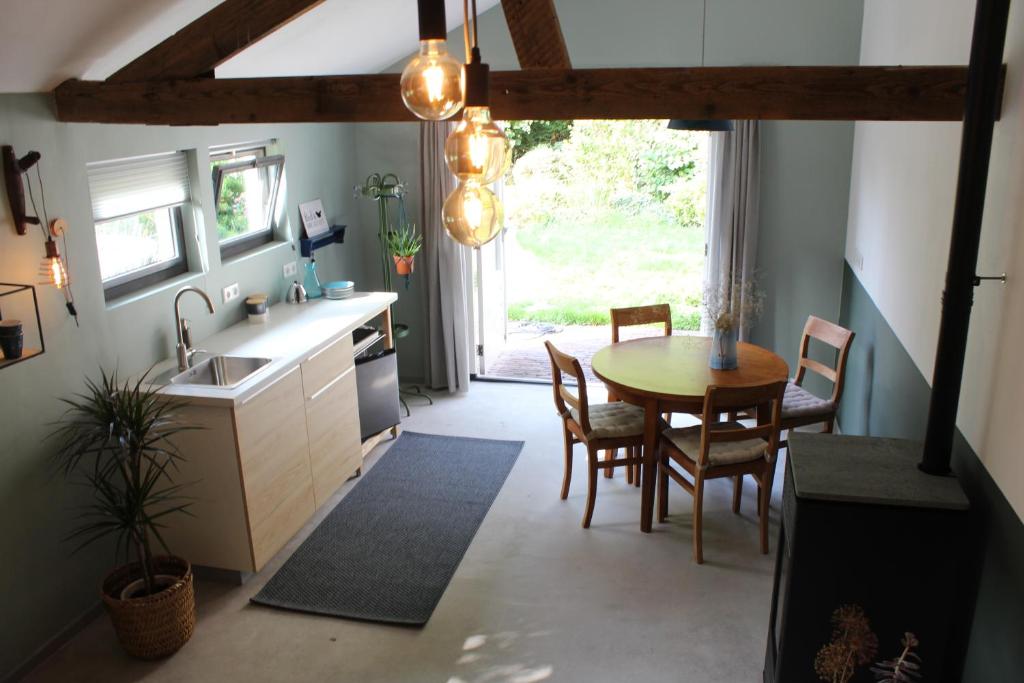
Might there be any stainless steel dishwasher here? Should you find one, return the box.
[352,326,401,441]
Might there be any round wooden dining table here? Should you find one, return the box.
[590,335,789,532]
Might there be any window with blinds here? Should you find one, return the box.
[86,152,192,300]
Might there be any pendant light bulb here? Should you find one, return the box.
[442,181,504,248]
[401,0,463,120]
[445,106,511,184]
[443,47,510,184]
[401,39,464,121]
[39,238,68,289]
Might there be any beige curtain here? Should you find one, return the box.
[705,120,761,340]
[420,121,474,392]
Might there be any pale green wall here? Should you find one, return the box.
[0,93,365,678]
[354,0,864,382]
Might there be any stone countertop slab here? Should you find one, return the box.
[788,432,969,511]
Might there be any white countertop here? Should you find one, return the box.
[150,292,397,406]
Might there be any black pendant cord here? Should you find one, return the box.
[920,0,1010,475]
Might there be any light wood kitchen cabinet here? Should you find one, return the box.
[303,364,362,507]
[161,330,368,574]
[235,366,316,570]
[300,332,362,507]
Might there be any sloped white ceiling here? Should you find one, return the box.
[0,0,499,93]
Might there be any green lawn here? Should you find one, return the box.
[506,210,706,330]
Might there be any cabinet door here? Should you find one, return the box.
[306,365,362,507]
[235,367,315,570]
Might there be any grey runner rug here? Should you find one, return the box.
[251,431,523,625]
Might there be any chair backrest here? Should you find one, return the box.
[793,316,855,404]
[696,381,787,468]
[610,304,672,343]
[543,341,592,434]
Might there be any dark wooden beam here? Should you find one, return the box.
[501,0,572,69]
[109,0,326,82]
[55,66,988,125]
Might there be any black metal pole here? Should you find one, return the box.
[920,0,1010,475]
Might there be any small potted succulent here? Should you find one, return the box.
[51,369,197,659]
[387,223,423,283]
[702,278,765,370]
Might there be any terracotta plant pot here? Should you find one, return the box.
[393,255,415,276]
[101,555,196,659]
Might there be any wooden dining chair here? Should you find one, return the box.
[779,316,855,448]
[607,304,672,485]
[657,381,786,564]
[544,340,646,528]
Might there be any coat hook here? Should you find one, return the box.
[972,273,1007,286]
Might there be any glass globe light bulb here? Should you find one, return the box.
[444,106,512,184]
[442,181,504,248]
[400,40,464,121]
[39,239,69,289]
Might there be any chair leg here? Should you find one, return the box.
[759,475,772,555]
[625,446,634,485]
[657,454,669,523]
[604,449,615,478]
[633,446,642,488]
[560,427,573,500]
[732,474,743,514]
[823,417,835,434]
[583,447,599,529]
[693,475,705,564]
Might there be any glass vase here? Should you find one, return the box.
[710,327,738,370]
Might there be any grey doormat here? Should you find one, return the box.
[250,431,523,625]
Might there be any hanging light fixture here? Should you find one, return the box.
[668,0,734,133]
[442,0,509,248]
[39,237,68,289]
[401,0,464,120]
[444,47,511,184]
[442,180,504,248]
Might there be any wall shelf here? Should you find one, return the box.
[299,224,345,258]
[0,283,45,370]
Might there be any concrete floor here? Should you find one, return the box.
[24,382,783,683]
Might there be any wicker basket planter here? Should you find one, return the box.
[101,555,196,659]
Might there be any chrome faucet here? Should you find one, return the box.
[174,286,216,371]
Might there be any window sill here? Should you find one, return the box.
[220,239,291,266]
[105,271,205,311]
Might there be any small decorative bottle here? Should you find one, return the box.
[303,255,322,299]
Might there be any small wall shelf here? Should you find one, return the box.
[0,283,45,370]
[299,225,346,258]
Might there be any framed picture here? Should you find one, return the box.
[299,199,330,239]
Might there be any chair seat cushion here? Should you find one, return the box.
[571,402,645,440]
[781,382,835,420]
[663,422,768,466]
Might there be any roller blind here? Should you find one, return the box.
[87,152,191,222]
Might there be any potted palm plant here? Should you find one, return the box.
[387,222,423,282]
[51,369,197,659]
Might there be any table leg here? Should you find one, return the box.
[641,398,660,533]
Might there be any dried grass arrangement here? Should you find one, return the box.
[814,604,879,683]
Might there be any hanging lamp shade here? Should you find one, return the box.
[667,119,735,132]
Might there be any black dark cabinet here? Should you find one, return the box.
[765,433,969,683]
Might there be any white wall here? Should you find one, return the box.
[0,95,364,677]
[845,0,1024,518]
[355,0,864,382]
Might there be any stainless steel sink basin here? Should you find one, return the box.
[169,355,272,389]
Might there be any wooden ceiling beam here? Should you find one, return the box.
[108,0,327,82]
[55,66,988,125]
[501,0,572,69]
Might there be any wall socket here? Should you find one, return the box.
[283,261,297,278]
[222,282,241,303]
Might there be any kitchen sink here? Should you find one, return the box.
[169,355,273,388]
